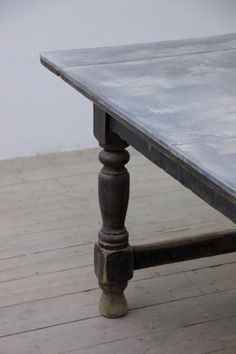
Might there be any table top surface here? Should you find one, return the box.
[41,33,236,213]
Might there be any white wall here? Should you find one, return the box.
[1,0,236,160]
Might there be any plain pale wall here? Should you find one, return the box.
[1,0,236,160]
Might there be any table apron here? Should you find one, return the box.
[108,115,236,224]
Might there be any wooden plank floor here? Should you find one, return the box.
[0,147,236,354]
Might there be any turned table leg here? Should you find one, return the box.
[94,136,133,318]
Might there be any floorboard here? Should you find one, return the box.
[0,148,235,354]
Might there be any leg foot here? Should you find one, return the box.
[99,283,128,318]
[94,243,133,318]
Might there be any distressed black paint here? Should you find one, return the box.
[41,33,236,318]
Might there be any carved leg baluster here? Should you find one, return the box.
[94,141,133,318]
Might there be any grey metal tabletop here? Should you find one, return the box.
[41,33,236,222]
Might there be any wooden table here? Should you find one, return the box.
[41,33,236,318]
